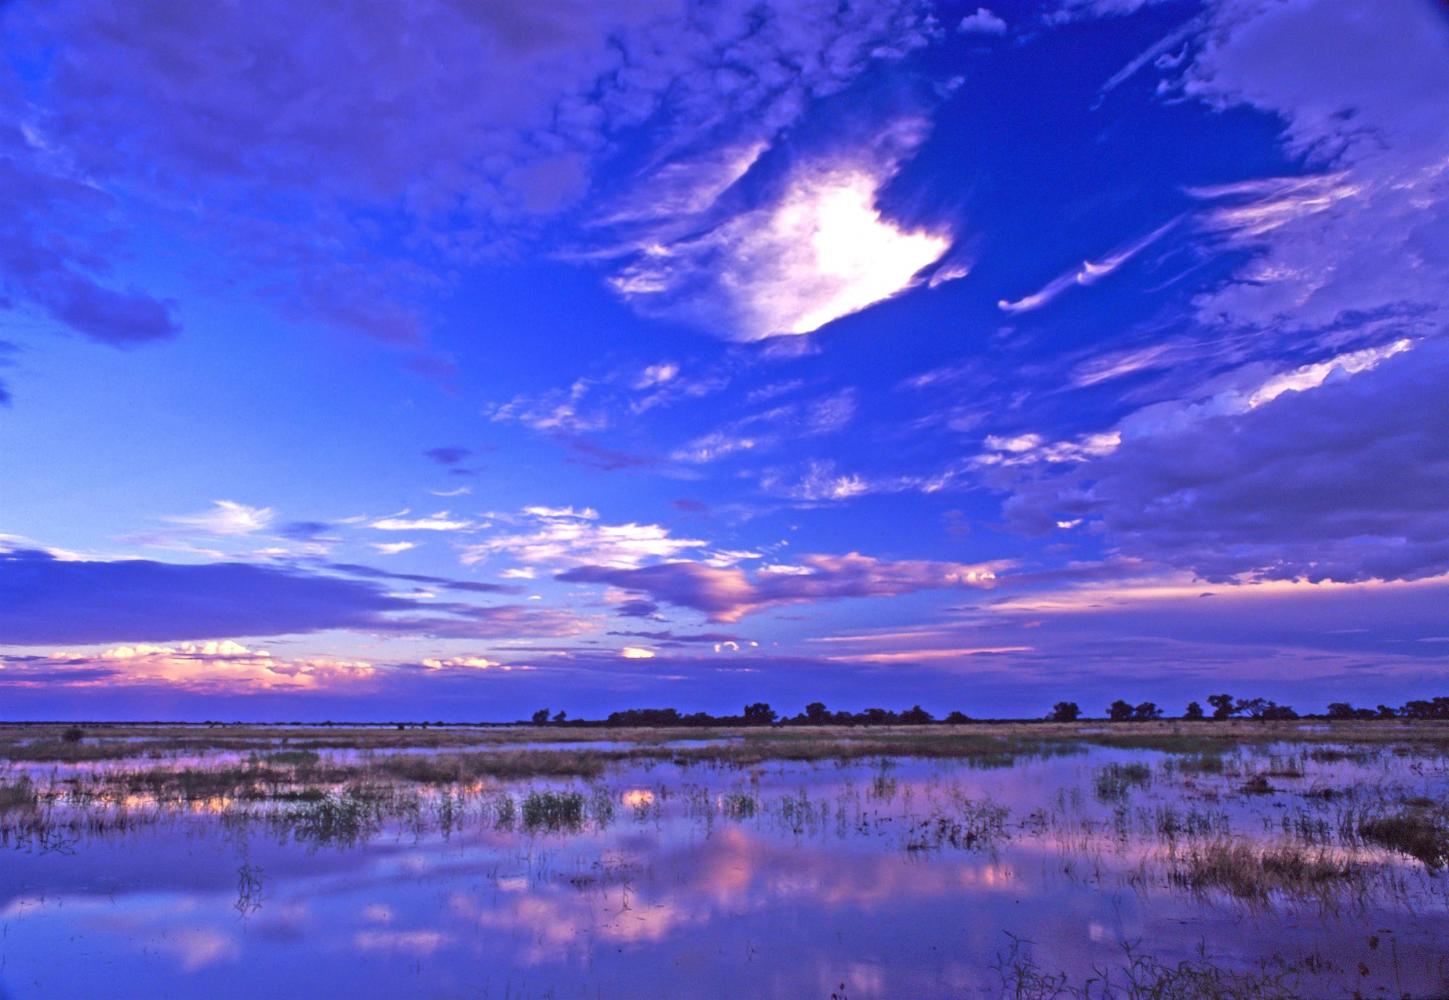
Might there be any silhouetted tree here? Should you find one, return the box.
[531,708,551,726]
[1376,704,1398,719]
[1234,697,1297,721]
[1049,702,1081,722]
[945,710,970,724]
[742,702,777,726]
[804,702,830,725]
[1399,697,1449,720]
[1107,699,1134,722]
[1183,701,1204,721]
[553,710,567,723]
[1133,702,1163,721]
[900,705,934,725]
[1207,693,1238,720]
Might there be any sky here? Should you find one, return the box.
[2,0,1448,721]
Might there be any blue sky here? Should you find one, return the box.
[2,0,1448,720]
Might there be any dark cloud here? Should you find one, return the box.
[322,562,514,595]
[424,446,471,466]
[0,549,554,645]
[0,548,407,644]
[565,438,655,471]
[1001,340,1449,583]
[607,629,745,646]
[278,521,335,541]
[0,119,178,347]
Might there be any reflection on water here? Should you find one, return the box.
[1,742,1447,997]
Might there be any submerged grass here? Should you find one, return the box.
[1358,808,1449,869]
[1094,763,1152,802]
[522,790,586,831]
[1168,840,1359,901]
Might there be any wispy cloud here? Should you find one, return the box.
[163,500,275,536]
[997,218,1178,313]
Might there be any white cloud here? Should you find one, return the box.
[371,510,472,532]
[609,130,951,340]
[997,218,1177,313]
[420,656,527,671]
[461,506,706,569]
[164,500,274,536]
[958,8,1007,34]
[763,459,871,502]
[620,646,655,659]
[371,541,416,555]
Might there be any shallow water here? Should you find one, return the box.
[1,741,1447,998]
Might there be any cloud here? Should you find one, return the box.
[5,0,937,352]
[163,500,275,535]
[0,548,409,644]
[760,459,871,502]
[5,641,377,693]
[424,446,471,466]
[670,388,856,464]
[370,510,472,531]
[559,552,1003,622]
[370,541,416,556]
[462,506,706,569]
[997,218,1177,313]
[0,112,180,348]
[958,8,1007,35]
[610,150,950,339]
[1109,0,1449,346]
[0,547,579,645]
[998,338,1449,583]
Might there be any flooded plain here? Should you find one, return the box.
[1,722,1447,998]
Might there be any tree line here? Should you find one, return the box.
[523,694,1449,728]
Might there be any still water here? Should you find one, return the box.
[1,742,1446,997]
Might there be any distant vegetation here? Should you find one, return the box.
[511,693,1449,728]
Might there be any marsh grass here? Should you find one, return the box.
[522,790,586,831]
[1094,763,1152,802]
[281,786,389,847]
[0,777,38,810]
[904,800,1008,852]
[996,937,1304,1000]
[721,791,757,819]
[1168,840,1359,901]
[1358,809,1449,869]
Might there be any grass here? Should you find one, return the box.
[521,790,586,831]
[1094,763,1153,802]
[4,719,1448,769]
[904,800,1008,852]
[1358,809,1449,869]
[0,777,38,810]
[1168,840,1358,900]
[997,938,1304,1000]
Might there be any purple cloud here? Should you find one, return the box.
[559,552,1002,622]
[1000,340,1449,583]
[0,549,562,645]
[424,446,471,466]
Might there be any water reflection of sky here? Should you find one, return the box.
[2,745,1447,998]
